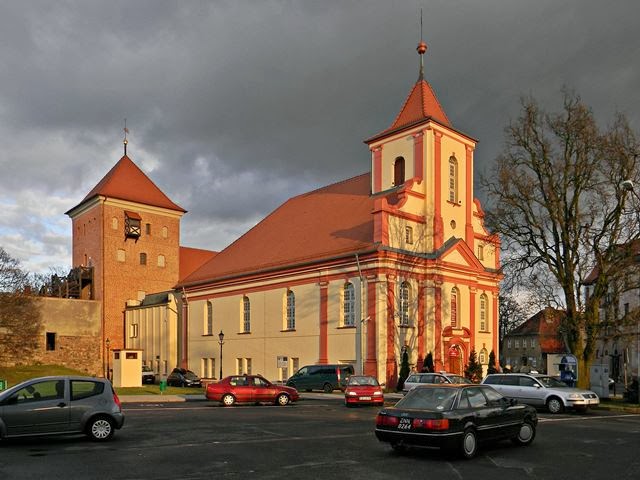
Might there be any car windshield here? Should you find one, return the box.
[142,366,153,372]
[184,371,199,380]
[347,376,379,386]
[396,387,458,411]
[537,376,569,388]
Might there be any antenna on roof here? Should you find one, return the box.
[417,8,427,80]
[123,118,130,156]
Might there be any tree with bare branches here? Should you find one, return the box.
[482,90,640,387]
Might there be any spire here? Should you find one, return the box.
[417,8,427,80]
[123,119,129,156]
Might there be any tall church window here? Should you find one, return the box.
[243,296,251,333]
[448,156,458,203]
[286,290,296,330]
[393,156,405,186]
[205,301,213,335]
[451,287,459,328]
[480,293,488,331]
[399,281,411,326]
[343,282,355,327]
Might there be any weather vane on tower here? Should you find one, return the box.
[417,8,427,80]
[123,119,129,156]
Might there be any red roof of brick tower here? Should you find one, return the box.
[66,155,186,214]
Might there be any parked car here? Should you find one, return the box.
[481,373,600,413]
[0,376,124,442]
[166,368,202,388]
[142,365,155,384]
[344,375,384,407]
[286,364,354,393]
[402,372,472,395]
[206,375,299,406]
[375,384,537,459]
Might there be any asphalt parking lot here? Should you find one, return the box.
[1,393,639,480]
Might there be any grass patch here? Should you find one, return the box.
[115,386,204,396]
[0,364,204,396]
[0,364,89,388]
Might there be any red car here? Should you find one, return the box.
[206,374,299,406]
[344,375,384,407]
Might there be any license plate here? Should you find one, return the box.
[360,396,371,401]
[398,418,412,430]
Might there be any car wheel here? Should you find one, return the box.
[547,397,564,414]
[460,428,478,459]
[276,393,290,406]
[511,419,536,446]
[87,416,114,442]
[323,383,333,393]
[222,394,236,406]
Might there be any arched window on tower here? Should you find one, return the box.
[394,156,405,186]
[448,155,458,203]
[451,287,459,328]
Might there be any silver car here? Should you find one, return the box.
[0,376,125,441]
[481,373,599,414]
[402,372,473,395]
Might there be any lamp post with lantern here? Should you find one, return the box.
[218,330,225,380]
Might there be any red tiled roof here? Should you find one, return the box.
[510,308,566,354]
[179,246,218,282]
[180,173,377,286]
[66,155,185,214]
[366,78,451,143]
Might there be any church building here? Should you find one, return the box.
[175,40,502,386]
[66,40,501,386]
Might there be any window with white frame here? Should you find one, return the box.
[399,281,411,326]
[343,282,355,327]
[479,348,488,364]
[129,323,139,338]
[205,301,213,335]
[236,357,252,375]
[515,339,520,348]
[448,155,458,203]
[286,290,295,330]
[405,226,413,245]
[201,357,215,378]
[243,296,251,333]
[507,339,512,348]
[451,287,459,328]
[479,293,488,331]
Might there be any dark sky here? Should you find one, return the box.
[1,1,639,273]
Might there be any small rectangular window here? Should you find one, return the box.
[405,226,413,245]
[140,252,147,265]
[145,223,151,235]
[478,245,484,260]
[129,324,139,338]
[46,332,56,351]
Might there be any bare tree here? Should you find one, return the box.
[0,247,42,364]
[482,90,640,387]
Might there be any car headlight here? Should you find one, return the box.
[373,391,382,395]
[567,393,581,400]
[348,391,357,396]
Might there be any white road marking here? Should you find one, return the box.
[539,413,640,423]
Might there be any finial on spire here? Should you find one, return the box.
[417,8,427,80]
[123,119,129,156]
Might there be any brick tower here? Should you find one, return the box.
[66,149,185,375]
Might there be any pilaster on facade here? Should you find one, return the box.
[364,275,379,376]
[433,131,444,250]
[385,274,396,387]
[371,146,383,193]
[318,281,329,364]
[412,131,424,180]
[465,145,475,249]
[433,279,444,370]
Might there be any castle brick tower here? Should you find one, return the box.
[66,153,185,374]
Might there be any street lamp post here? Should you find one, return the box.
[105,338,111,381]
[218,330,225,380]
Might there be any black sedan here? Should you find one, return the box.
[375,384,537,459]
[166,368,202,388]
